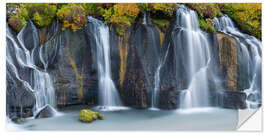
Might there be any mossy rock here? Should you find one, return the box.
[78,109,104,123]
[98,114,104,120]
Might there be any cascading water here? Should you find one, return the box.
[6,23,56,116]
[175,5,212,108]
[87,16,122,110]
[214,15,262,109]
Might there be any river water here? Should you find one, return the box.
[7,106,237,131]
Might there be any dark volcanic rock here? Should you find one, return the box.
[18,20,39,51]
[35,105,55,119]
[216,33,238,91]
[217,90,247,109]
[45,28,98,107]
[158,87,180,109]
[6,26,36,119]
[120,23,161,108]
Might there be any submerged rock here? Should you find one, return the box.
[78,109,104,123]
[217,91,247,109]
[35,105,55,119]
[12,118,26,124]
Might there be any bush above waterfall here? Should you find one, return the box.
[7,4,29,32]
[186,3,222,19]
[7,4,57,32]
[219,3,262,39]
[56,4,88,32]
[150,3,178,17]
[26,4,57,27]
[186,3,221,33]
[7,3,261,38]
[103,3,140,36]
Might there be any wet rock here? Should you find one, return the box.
[35,105,55,119]
[247,93,261,102]
[217,91,247,109]
[44,28,98,107]
[120,24,161,108]
[216,33,238,91]
[6,26,35,119]
[12,118,26,124]
[18,20,39,51]
[157,87,180,109]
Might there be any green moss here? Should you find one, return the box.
[151,18,169,27]
[199,19,216,33]
[151,18,170,32]
[78,109,104,123]
[219,3,261,39]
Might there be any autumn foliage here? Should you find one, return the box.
[56,4,87,31]
[7,3,261,38]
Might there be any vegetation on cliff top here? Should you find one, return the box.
[186,3,221,33]
[219,3,261,39]
[186,3,261,39]
[56,4,87,31]
[7,3,261,39]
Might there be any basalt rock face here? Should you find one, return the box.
[119,23,161,108]
[7,13,260,115]
[216,33,247,108]
[44,28,98,107]
[217,91,247,109]
[217,33,238,91]
[16,20,99,108]
[6,23,37,119]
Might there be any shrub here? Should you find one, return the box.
[186,3,221,19]
[26,4,57,27]
[220,3,261,39]
[7,5,29,32]
[81,3,106,17]
[137,3,150,12]
[149,3,178,17]
[57,4,87,32]
[103,3,140,36]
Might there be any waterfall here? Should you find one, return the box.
[175,5,212,108]
[87,16,122,110]
[151,42,171,109]
[6,23,56,116]
[214,15,262,109]
[142,11,147,25]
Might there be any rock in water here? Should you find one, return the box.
[13,118,26,124]
[35,105,55,119]
[78,109,104,123]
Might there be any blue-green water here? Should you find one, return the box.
[7,107,237,131]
